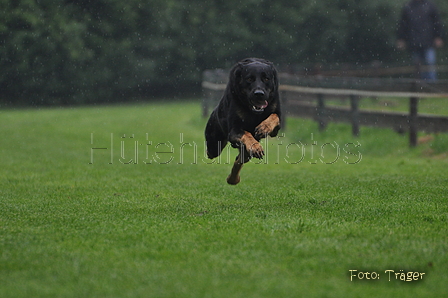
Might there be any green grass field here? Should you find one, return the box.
[1,100,447,297]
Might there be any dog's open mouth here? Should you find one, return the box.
[252,101,268,113]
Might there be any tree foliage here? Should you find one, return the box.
[0,0,446,104]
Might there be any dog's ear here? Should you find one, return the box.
[228,62,243,96]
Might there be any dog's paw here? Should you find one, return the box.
[255,114,280,139]
[247,142,264,159]
[227,174,241,185]
[254,122,271,140]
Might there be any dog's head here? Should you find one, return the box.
[230,58,279,114]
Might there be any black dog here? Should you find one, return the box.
[205,58,281,185]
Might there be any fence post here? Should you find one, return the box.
[409,81,418,147]
[350,95,360,137]
[202,91,209,118]
[281,90,287,130]
[317,93,326,131]
[409,96,418,147]
[202,71,210,118]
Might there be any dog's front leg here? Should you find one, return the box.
[230,131,264,158]
[254,113,281,140]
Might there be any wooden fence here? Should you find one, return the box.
[202,69,448,147]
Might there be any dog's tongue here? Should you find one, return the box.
[252,100,268,112]
[257,101,268,109]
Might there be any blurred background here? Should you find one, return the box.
[1,0,447,106]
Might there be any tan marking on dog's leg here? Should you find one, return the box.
[255,113,281,137]
[240,131,264,159]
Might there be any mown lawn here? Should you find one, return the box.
[1,101,447,297]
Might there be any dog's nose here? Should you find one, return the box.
[254,90,265,97]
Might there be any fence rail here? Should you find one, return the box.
[202,70,448,147]
[291,64,448,77]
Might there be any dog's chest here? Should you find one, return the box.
[239,112,267,131]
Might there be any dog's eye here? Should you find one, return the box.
[246,77,254,83]
[263,77,270,82]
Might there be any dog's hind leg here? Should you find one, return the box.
[205,114,228,159]
[226,149,251,185]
